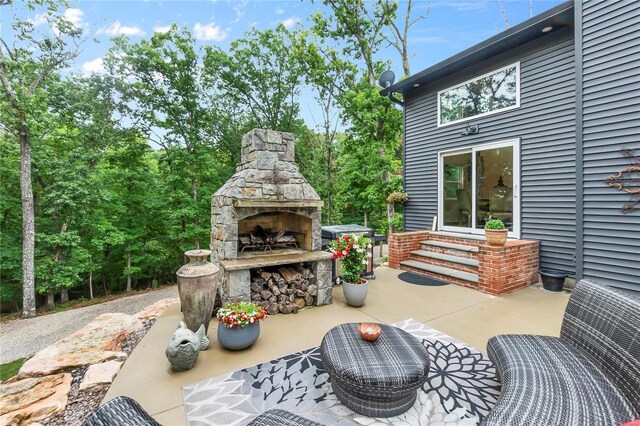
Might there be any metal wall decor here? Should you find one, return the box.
[605,148,640,213]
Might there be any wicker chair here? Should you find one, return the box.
[484,279,640,425]
[85,396,161,426]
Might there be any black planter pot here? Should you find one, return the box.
[540,269,569,292]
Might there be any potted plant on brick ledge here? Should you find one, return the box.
[485,219,508,246]
[328,234,373,307]
[216,302,267,350]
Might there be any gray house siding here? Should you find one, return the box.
[404,29,577,273]
[579,0,640,289]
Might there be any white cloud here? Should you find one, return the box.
[81,57,106,75]
[31,8,87,35]
[193,22,229,41]
[281,16,299,29]
[98,20,146,37]
[154,24,173,33]
[275,7,285,15]
[63,8,86,28]
[29,13,49,27]
[231,0,248,24]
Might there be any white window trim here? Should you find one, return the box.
[437,138,521,239]
[437,62,521,128]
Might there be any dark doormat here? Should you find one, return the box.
[398,272,450,286]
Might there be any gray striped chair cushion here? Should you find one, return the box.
[247,409,323,426]
[85,396,161,426]
[484,334,638,426]
[560,279,640,414]
[320,323,430,388]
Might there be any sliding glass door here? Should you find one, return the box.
[438,140,520,237]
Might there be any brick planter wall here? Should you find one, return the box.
[388,231,431,269]
[477,240,540,295]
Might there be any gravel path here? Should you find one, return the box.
[0,285,178,364]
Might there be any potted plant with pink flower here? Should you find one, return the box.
[327,233,373,307]
[216,302,267,350]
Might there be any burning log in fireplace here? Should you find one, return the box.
[250,264,318,314]
[239,225,299,253]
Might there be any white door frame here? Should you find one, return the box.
[437,138,521,238]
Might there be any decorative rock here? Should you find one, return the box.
[135,298,179,321]
[18,313,143,379]
[79,360,123,391]
[0,373,72,425]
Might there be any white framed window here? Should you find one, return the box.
[437,62,520,127]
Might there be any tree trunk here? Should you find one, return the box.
[60,288,69,303]
[126,251,132,292]
[102,275,107,296]
[46,291,54,311]
[387,201,395,234]
[19,123,36,318]
[190,161,199,249]
[88,256,94,300]
[364,211,368,227]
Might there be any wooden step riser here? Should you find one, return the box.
[399,265,478,289]
[408,254,479,274]
[419,244,478,260]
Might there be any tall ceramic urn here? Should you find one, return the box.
[176,249,220,334]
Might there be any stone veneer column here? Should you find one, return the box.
[223,270,252,304]
[477,240,540,295]
[314,259,333,305]
[388,231,432,269]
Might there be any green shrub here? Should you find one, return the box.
[485,219,506,230]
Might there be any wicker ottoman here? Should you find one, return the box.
[320,323,430,417]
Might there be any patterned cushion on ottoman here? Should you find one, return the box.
[320,323,430,417]
[247,409,324,426]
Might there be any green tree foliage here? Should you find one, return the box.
[204,24,304,133]
[310,0,404,233]
[0,0,83,316]
[0,1,425,314]
[104,27,217,250]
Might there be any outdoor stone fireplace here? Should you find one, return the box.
[211,129,333,313]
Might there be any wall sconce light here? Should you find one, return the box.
[461,123,480,136]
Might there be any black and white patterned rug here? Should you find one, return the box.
[183,319,501,425]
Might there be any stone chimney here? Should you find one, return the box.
[213,129,320,201]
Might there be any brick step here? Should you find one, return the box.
[410,250,479,268]
[420,241,479,258]
[400,260,479,283]
[430,231,487,242]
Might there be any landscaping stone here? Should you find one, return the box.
[17,313,143,379]
[0,373,72,425]
[135,297,178,321]
[79,361,123,391]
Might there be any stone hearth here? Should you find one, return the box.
[211,129,332,311]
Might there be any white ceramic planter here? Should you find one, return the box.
[342,280,369,307]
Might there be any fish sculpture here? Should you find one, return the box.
[165,321,209,372]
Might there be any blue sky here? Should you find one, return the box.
[2,0,564,128]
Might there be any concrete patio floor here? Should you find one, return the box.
[105,266,570,425]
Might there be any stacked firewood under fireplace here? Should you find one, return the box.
[250,263,317,314]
